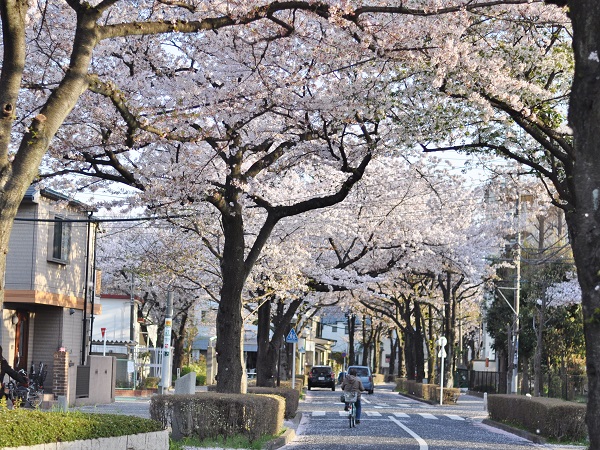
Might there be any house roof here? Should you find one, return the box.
[24,185,96,212]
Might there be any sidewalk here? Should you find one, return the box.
[448,392,587,450]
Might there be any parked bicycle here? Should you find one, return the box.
[4,362,46,408]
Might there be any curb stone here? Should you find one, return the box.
[481,419,588,448]
[264,412,302,450]
[482,418,547,444]
[182,413,302,450]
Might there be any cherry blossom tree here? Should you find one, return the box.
[7,4,600,437]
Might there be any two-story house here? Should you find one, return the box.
[1,186,101,402]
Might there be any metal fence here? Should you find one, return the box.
[113,347,163,389]
[467,370,587,402]
[468,370,503,394]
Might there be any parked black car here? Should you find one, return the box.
[308,365,336,391]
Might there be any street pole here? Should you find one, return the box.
[438,336,447,405]
[292,340,296,389]
[512,195,522,394]
[160,291,173,394]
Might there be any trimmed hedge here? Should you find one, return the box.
[247,386,299,419]
[488,394,587,442]
[150,392,284,442]
[0,407,163,448]
[395,377,459,404]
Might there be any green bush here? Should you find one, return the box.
[395,378,459,404]
[181,362,207,386]
[150,392,284,443]
[142,376,160,389]
[488,394,587,442]
[0,406,164,448]
[247,386,299,419]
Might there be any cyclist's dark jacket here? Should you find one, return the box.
[341,374,365,400]
[1,357,25,385]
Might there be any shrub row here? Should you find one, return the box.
[150,392,285,442]
[247,386,299,419]
[395,377,460,404]
[488,394,587,442]
[0,407,163,448]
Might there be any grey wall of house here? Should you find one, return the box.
[32,305,83,395]
[6,203,37,290]
[7,199,90,298]
[32,305,62,392]
[37,203,90,298]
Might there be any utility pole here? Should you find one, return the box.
[159,291,173,393]
[511,195,522,394]
[130,273,135,342]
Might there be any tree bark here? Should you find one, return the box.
[215,209,246,393]
[348,314,356,365]
[256,298,277,387]
[414,304,426,382]
[388,331,396,380]
[565,2,600,444]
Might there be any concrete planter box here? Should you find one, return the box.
[2,430,169,450]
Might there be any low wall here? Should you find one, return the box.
[2,430,169,450]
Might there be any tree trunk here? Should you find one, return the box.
[521,356,529,395]
[256,298,278,387]
[428,305,435,382]
[215,211,246,393]
[565,2,600,445]
[171,311,188,377]
[414,304,426,382]
[348,314,356,365]
[388,331,396,380]
[373,324,382,373]
[534,295,546,397]
[362,316,369,366]
[404,331,416,380]
[396,336,404,378]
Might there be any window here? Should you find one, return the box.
[331,325,337,333]
[48,216,71,264]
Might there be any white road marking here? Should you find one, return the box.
[393,412,410,418]
[312,411,326,416]
[366,411,382,417]
[418,413,437,420]
[390,416,428,450]
[446,414,465,421]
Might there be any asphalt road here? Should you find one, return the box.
[286,384,541,450]
[71,384,587,450]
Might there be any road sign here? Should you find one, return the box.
[286,328,298,343]
[438,336,447,347]
[438,348,447,358]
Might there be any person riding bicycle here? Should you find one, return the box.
[341,367,365,424]
[0,345,27,402]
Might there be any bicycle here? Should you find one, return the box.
[344,391,358,428]
[4,363,46,408]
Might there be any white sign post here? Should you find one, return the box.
[160,291,174,393]
[101,327,107,356]
[438,336,448,406]
[286,329,299,389]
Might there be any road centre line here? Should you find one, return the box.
[389,416,428,450]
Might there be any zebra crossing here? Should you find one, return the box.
[308,410,466,421]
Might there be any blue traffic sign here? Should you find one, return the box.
[286,328,298,343]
